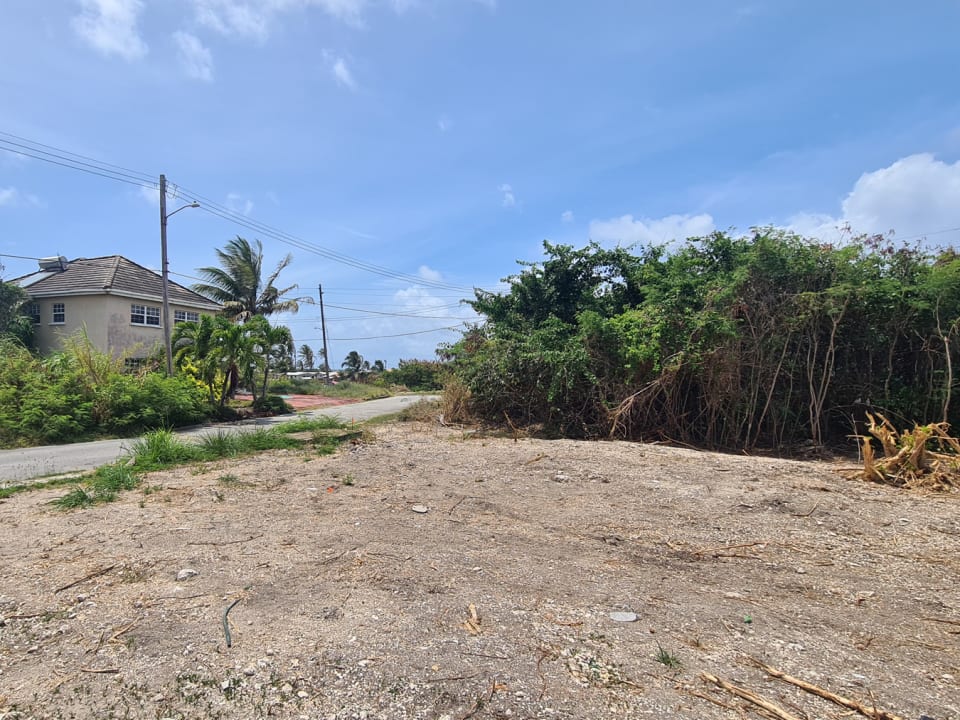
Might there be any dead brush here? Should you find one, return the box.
[859,412,960,490]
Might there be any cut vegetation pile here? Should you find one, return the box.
[860,413,960,491]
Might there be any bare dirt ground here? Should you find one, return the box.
[0,419,957,720]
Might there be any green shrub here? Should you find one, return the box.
[252,394,292,414]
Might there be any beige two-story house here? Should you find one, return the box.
[13,255,221,362]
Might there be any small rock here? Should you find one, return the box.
[723,592,744,599]
[176,568,199,581]
[151,693,165,702]
[411,504,429,514]
[553,473,569,482]
[243,665,256,676]
[281,682,294,694]
[297,690,309,699]
[609,611,638,623]
[27,645,39,653]
[220,680,232,691]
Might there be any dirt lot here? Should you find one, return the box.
[0,419,957,719]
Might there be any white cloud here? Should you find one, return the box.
[589,212,715,247]
[173,31,214,82]
[190,0,368,39]
[499,183,516,208]
[788,154,960,243]
[138,184,160,207]
[72,0,148,61]
[561,210,574,223]
[418,265,442,282]
[331,56,357,90]
[0,187,41,208]
[438,114,451,132]
[226,192,254,216]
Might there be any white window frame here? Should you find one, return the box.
[174,310,200,324]
[51,302,65,324]
[131,303,161,327]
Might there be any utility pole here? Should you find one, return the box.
[319,284,331,385]
[159,174,173,375]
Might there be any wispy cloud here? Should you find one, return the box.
[226,192,254,216]
[331,55,357,90]
[0,187,41,208]
[418,265,443,282]
[499,183,516,208]
[190,0,369,40]
[72,0,148,61]
[173,31,214,82]
[438,114,452,132]
[561,210,574,223]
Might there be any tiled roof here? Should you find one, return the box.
[13,255,221,310]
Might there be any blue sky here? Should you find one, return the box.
[2,0,960,366]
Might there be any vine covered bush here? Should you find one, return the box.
[447,230,960,449]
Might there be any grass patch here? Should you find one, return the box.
[129,429,201,470]
[276,416,345,433]
[0,475,84,500]
[50,462,140,509]
[196,430,244,458]
[654,643,681,669]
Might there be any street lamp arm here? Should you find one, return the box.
[165,201,200,219]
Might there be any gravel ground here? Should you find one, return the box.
[0,419,957,719]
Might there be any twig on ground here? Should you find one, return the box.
[54,564,117,594]
[80,667,119,674]
[186,534,263,546]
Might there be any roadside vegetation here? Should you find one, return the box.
[47,416,347,509]
[446,229,960,451]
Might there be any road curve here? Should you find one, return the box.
[0,395,435,484]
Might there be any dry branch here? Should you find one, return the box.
[748,658,904,720]
[700,673,802,720]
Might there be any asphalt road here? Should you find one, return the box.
[0,395,434,484]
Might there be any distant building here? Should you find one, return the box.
[12,255,221,362]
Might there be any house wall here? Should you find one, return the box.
[30,294,217,358]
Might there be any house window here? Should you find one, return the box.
[124,358,147,372]
[174,310,200,324]
[28,303,40,324]
[51,302,65,324]
[131,304,161,327]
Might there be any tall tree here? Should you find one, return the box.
[299,344,315,370]
[341,350,366,380]
[192,237,299,321]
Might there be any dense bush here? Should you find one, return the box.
[379,359,445,391]
[448,231,960,450]
[0,335,206,447]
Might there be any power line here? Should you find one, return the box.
[299,325,465,341]
[0,130,483,294]
[0,131,156,183]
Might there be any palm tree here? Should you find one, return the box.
[299,344,315,370]
[192,237,299,321]
[341,350,365,381]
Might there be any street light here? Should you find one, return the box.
[159,173,199,375]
